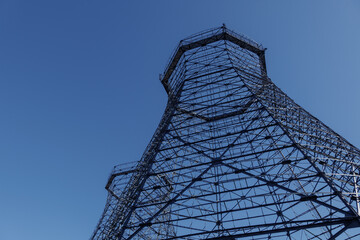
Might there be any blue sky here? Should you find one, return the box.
[0,1,359,239]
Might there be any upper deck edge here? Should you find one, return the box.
[160,25,266,93]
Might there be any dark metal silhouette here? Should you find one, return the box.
[91,25,360,239]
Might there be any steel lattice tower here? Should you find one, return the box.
[91,26,360,239]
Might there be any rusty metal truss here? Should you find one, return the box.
[91,25,360,239]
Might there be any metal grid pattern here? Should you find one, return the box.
[91,26,360,239]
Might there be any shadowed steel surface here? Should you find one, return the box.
[91,26,360,239]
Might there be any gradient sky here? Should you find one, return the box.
[0,1,359,239]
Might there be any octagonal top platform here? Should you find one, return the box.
[160,25,266,93]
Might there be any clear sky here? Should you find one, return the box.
[0,1,359,239]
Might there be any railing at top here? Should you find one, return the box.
[112,160,138,173]
[105,160,138,190]
[160,25,264,83]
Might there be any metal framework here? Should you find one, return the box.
[91,25,360,239]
